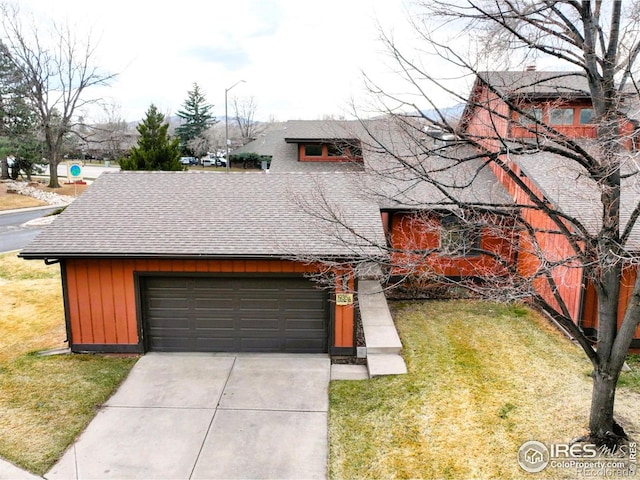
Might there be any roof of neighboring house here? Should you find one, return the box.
[234,120,365,173]
[19,171,386,260]
[514,151,640,250]
[476,71,591,100]
[236,119,513,210]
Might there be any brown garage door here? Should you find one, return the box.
[142,276,328,353]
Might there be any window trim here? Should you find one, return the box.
[298,142,363,162]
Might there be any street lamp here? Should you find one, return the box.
[225,80,246,173]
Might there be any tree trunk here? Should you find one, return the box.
[589,368,625,446]
[48,158,59,188]
[0,157,8,179]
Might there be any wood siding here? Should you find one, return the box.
[465,88,584,321]
[62,258,354,351]
[581,266,640,342]
[388,212,517,277]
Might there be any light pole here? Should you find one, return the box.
[225,80,246,173]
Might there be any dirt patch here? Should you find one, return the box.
[0,182,47,210]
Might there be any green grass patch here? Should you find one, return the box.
[329,300,639,480]
[0,354,136,474]
[0,252,138,474]
[618,354,640,393]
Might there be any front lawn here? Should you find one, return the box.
[329,300,640,480]
[0,253,137,475]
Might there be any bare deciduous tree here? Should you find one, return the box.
[0,2,116,187]
[232,95,262,144]
[299,1,640,448]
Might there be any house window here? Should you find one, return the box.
[299,141,363,162]
[439,215,480,257]
[550,108,574,125]
[579,108,595,124]
[522,108,543,124]
[327,143,344,156]
[304,144,323,156]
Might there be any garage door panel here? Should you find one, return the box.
[239,318,280,330]
[143,276,328,353]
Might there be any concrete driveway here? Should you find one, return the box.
[46,353,330,479]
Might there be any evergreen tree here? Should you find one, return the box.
[175,83,216,156]
[120,104,183,171]
[0,41,42,180]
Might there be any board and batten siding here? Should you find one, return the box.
[62,258,354,352]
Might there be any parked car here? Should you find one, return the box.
[201,153,226,167]
[180,156,197,165]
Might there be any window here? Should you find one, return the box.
[439,215,480,256]
[522,108,543,124]
[299,141,363,162]
[327,143,344,156]
[550,108,574,125]
[579,108,595,124]
[304,144,323,156]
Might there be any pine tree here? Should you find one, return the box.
[0,41,42,179]
[120,104,183,171]
[175,83,216,156]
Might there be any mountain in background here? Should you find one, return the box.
[422,103,465,122]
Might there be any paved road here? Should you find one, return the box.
[0,207,59,253]
[44,163,120,180]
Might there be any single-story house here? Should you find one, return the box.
[19,171,385,355]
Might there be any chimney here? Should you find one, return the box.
[526,65,536,72]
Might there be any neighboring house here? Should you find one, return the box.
[19,171,385,355]
[461,69,640,349]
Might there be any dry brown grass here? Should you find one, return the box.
[0,252,137,474]
[0,253,66,361]
[0,183,47,210]
[0,180,87,211]
[329,300,640,480]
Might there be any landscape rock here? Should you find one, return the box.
[2,180,75,206]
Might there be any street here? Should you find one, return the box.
[0,207,60,253]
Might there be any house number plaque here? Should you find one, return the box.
[336,293,354,306]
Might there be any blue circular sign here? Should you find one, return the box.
[70,164,81,177]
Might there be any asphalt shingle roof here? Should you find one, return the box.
[20,171,386,259]
[514,151,640,250]
[235,121,365,173]
[477,71,591,99]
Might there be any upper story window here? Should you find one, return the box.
[304,144,323,156]
[550,108,575,125]
[298,141,363,162]
[579,108,595,124]
[517,105,595,126]
[522,108,543,124]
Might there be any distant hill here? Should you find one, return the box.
[422,103,465,122]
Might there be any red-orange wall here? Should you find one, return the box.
[388,212,517,277]
[62,258,354,350]
[581,266,640,342]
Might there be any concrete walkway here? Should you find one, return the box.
[358,280,408,377]
[44,353,330,479]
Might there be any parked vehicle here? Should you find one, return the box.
[180,157,197,165]
[201,153,226,167]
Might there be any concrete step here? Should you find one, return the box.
[357,280,408,377]
[367,353,408,377]
[330,364,369,380]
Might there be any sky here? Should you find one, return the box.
[17,0,432,123]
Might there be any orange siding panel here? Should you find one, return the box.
[99,262,117,344]
[64,258,349,350]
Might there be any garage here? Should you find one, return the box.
[141,275,329,353]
